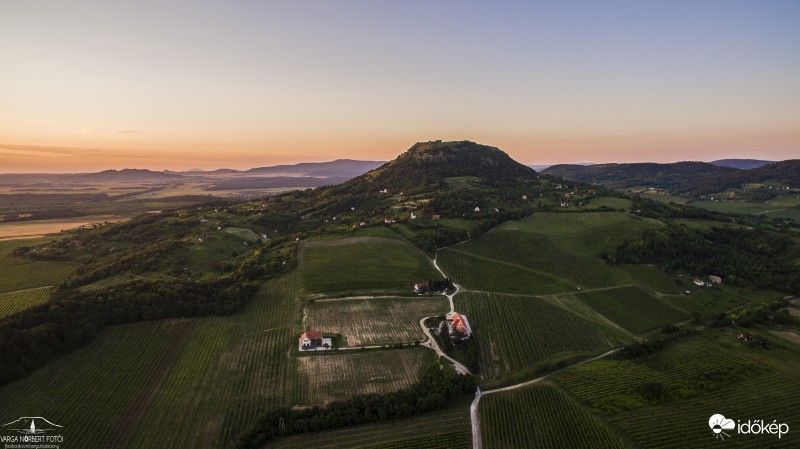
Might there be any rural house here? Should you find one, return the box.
[446,312,472,337]
[414,282,430,294]
[299,331,332,351]
[709,275,722,284]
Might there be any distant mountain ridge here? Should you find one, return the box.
[710,159,774,169]
[542,160,799,196]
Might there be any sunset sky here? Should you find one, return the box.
[1,0,798,172]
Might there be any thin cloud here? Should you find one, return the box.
[115,130,140,134]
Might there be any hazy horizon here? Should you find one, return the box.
[2,1,798,172]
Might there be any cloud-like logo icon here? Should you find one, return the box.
[709,414,735,440]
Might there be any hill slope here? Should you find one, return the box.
[337,141,537,194]
[543,160,800,196]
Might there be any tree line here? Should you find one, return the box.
[606,224,800,292]
[234,363,475,449]
[0,278,255,386]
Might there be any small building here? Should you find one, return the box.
[474,206,480,212]
[709,275,722,284]
[522,195,528,200]
[384,217,397,224]
[414,282,430,294]
[560,202,569,207]
[299,331,332,351]
[300,331,322,347]
[379,188,389,194]
[693,278,705,287]
[410,212,417,220]
[445,312,472,337]
[432,214,441,220]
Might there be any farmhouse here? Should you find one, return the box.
[446,311,472,337]
[384,217,397,224]
[693,278,705,287]
[432,214,441,220]
[414,282,430,294]
[709,275,722,284]
[299,331,332,351]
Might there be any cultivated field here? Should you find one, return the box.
[480,382,626,449]
[689,199,800,220]
[0,276,300,449]
[555,336,759,415]
[438,212,676,296]
[573,286,689,334]
[303,297,448,346]
[454,292,629,379]
[298,236,440,295]
[0,286,53,318]
[294,348,436,405]
[267,398,472,449]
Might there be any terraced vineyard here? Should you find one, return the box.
[480,382,627,449]
[355,432,471,449]
[0,277,299,449]
[607,365,800,448]
[0,319,195,449]
[573,286,689,334]
[437,247,574,294]
[294,348,436,405]
[0,260,76,292]
[555,337,761,415]
[0,286,53,318]
[495,211,663,257]
[299,237,440,294]
[454,292,630,379]
[267,398,472,449]
[303,297,448,345]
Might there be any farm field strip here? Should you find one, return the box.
[480,382,626,449]
[0,319,194,449]
[295,348,436,406]
[608,372,800,448]
[302,297,448,345]
[298,237,440,294]
[555,337,760,412]
[573,286,689,334]
[438,248,574,294]
[266,399,472,449]
[454,292,625,379]
[0,286,53,318]
[0,261,76,292]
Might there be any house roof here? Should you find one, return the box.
[302,331,322,340]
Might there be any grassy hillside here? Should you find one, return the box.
[574,286,689,334]
[298,236,440,295]
[438,211,676,295]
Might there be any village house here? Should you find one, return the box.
[414,282,430,295]
[445,312,472,337]
[709,275,722,284]
[384,217,397,224]
[522,195,528,200]
[693,278,706,287]
[432,214,441,220]
[474,206,480,212]
[298,331,332,351]
[410,211,417,220]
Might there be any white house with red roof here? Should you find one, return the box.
[299,330,332,351]
[445,311,472,337]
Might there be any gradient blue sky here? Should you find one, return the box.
[1,0,798,171]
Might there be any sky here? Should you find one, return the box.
[1,0,799,172]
